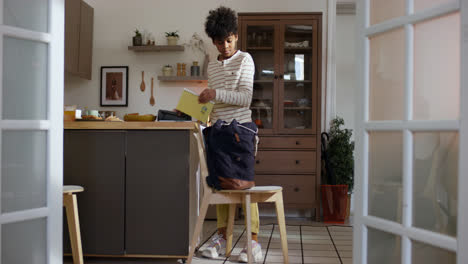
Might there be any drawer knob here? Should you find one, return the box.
[295,160,300,164]
[256,160,260,164]
[294,187,300,192]
[296,141,300,145]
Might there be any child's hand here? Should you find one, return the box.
[198,89,216,104]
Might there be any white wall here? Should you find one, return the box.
[335,14,356,136]
[65,0,328,118]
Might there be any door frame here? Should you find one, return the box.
[457,1,468,263]
[0,0,64,263]
[354,0,465,263]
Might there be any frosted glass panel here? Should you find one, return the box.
[414,0,455,12]
[3,37,48,120]
[370,0,405,25]
[369,28,405,121]
[412,240,456,264]
[367,227,401,264]
[368,132,403,222]
[414,12,460,120]
[413,132,458,237]
[4,0,48,32]
[2,131,47,213]
[2,218,46,264]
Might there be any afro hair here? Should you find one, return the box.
[205,6,238,41]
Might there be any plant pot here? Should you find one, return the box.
[321,184,348,224]
[162,67,173,76]
[346,193,351,220]
[133,35,142,46]
[166,36,178,45]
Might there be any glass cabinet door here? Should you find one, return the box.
[244,23,278,133]
[279,21,317,133]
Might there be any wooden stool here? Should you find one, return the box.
[63,185,84,264]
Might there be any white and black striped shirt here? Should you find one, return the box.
[208,50,255,124]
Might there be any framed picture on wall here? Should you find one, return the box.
[100,66,129,106]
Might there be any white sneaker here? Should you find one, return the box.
[238,240,262,263]
[201,234,226,259]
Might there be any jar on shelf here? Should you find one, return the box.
[191,61,200,76]
[181,63,187,76]
[163,65,173,76]
[177,63,182,76]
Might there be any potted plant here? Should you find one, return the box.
[162,64,173,76]
[133,29,143,46]
[321,116,354,223]
[165,31,179,45]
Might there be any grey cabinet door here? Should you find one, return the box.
[125,130,190,255]
[63,130,125,255]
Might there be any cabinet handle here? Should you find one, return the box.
[280,74,284,79]
[296,141,300,145]
[256,160,260,164]
[274,75,278,79]
[295,160,300,164]
[294,187,300,192]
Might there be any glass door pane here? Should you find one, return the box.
[252,83,273,129]
[2,131,47,213]
[413,13,460,120]
[2,218,47,264]
[367,227,401,264]
[246,24,276,132]
[3,36,48,120]
[368,132,403,223]
[369,27,405,121]
[280,23,315,132]
[413,132,458,237]
[4,0,49,32]
[412,240,456,264]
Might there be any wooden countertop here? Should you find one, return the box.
[64,121,198,130]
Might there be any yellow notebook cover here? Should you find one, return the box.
[176,88,214,123]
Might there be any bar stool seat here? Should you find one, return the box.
[63,185,84,194]
[63,185,84,264]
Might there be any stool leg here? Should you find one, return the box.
[63,194,84,264]
[245,194,252,264]
[275,192,289,264]
[187,192,211,264]
[226,204,236,257]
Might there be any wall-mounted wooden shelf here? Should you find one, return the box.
[128,45,184,52]
[157,76,208,82]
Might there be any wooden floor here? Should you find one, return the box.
[64,217,352,264]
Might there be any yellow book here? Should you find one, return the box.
[176,88,213,123]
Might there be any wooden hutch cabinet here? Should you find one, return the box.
[238,13,322,218]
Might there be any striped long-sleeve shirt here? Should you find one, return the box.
[208,50,255,124]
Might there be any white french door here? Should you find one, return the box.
[354,0,466,263]
[0,0,64,263]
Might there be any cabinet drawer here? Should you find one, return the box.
[258,136,316,149]
[255,175,316,204]
[255,151,316,174]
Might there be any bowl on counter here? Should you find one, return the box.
[124,113,156,122]
[99,111,116,119]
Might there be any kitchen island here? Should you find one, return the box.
[63,121,200,259]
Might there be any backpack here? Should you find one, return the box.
[203,119,258,190]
